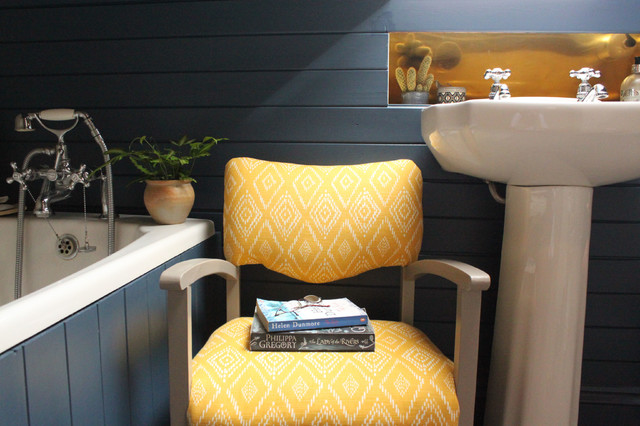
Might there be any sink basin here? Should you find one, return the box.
[421,97,640,186]
[421,97,640,424]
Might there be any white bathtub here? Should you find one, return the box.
[0,213,215,353]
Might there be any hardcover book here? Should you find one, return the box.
[249,314,375,352]
[255,297,368,332]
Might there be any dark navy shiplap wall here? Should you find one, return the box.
[0,1,638,424]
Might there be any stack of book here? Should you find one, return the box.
[250,297,375,352]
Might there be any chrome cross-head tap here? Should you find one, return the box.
[570,67,607,101]
[484,68,511,100]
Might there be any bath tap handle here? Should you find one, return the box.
[7,162,23,186]
[6,163,36,188]
[69,164,90,188]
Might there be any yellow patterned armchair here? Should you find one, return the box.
[160,157,490,425]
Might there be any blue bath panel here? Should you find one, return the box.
[0,347,29,426]
[23,323,71,425]
[65,305,104,426]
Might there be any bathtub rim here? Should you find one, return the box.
[0,214,215,354]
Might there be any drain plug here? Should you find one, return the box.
[57,234,79,260]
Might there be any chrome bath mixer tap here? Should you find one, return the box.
[10,111,90,217]
[8,109,115,255]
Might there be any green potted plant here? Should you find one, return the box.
[95,135,224,224]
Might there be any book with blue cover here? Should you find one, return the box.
[255,297,368,332]
[249,314,375,352]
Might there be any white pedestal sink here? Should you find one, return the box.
[421,98,640,425]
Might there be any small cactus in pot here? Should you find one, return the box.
[396,55,434,104]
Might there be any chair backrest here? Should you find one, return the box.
[223,157,423,283]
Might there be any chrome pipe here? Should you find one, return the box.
[77,112,115,255]
[13,147,56,300]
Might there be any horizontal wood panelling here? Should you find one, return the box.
[585,294,640,328]
[582,361,640,388]
[583,327,640,362]
[423,218,503,256]
[0,1,393,41]
[1,71,388,108]
[0,0,636,41]
[593,185,640,222]
[581,387,640,406]
[0,33,388,75]
[590,222,640,258]
[587,259,640,294]
[0,108,430,145]
[423,182,504,219]
[579,404,640,424]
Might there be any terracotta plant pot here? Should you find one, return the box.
[143,180,195,224]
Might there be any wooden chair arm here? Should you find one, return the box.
[402,258,490,426]
[160,258,240,426]
[404,259,491,292]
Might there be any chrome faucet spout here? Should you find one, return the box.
[579,83,609,102]
[35,185,72,217]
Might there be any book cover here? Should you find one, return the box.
[255,297,368,332]
[249,314,375,352]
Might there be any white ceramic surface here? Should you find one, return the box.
[484,186,592,425]
[0,214,214,353]
[422,97,640,186]
[421,97,640,425]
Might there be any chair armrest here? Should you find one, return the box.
[404,259,490,292]
[160,258,239,291]
[160,258,240,426]
[402,258,490,426]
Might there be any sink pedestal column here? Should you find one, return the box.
[485,185,593,426]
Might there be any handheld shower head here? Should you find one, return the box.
[15,109,79,142]
[14,114,34,132]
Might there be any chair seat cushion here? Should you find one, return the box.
[189,317,459,425]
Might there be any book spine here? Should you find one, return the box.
[250,332,374,352]
[267,315,368,332]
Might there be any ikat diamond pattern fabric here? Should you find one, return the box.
[223,158,423,283]
[189,317,459,425]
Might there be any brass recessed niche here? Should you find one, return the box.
[389,32,640,104]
